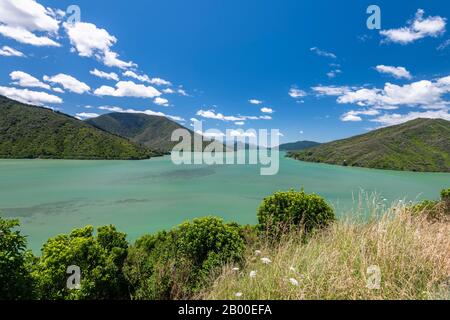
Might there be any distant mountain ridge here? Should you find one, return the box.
[288,118,450,172]
[279,141,321,151]
[0,96,159,160]
[86,112,223,153]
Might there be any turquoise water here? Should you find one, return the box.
[0,154,448,253]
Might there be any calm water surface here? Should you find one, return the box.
[0,154,448,253]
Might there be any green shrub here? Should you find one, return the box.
[257,189,335,238]
[441,188,450,200]
[123,217,245,300]
[33,225,129,300]
[0,217,36,300]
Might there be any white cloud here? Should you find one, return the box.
[90,69,119,81]
[437,39,450,50]
[154,97,169,106]
[0,45,24,57]
[64,22,136,69]
[235,121,245,126]
[310,47,337,59]
[312,85,352,96]
[122,71,172,86]
[163,88,175,94]
[261,107,274,114]
[288,87,307,98]
[228,129,256,138]
[327,69,342,78]
[94,81,161,98]
[177,88,188,96]
[380,9,446,44]
[340,109,380,122]
[102,50,136,69]
[371,109,450,126]
[43,73,90,94]
[76,112,99,119]
[52,87,64,93]
[98,105,183,122]
[196,109,271,122]
[0,0,60,46]
[64,22,115,57]
[375,65,412,79]
[10,71,50,89]
[0,86,62,105]
[0,25,59,46]
[249,99,263,105]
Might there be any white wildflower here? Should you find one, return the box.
[250,271,257,278]
[289,278,299,286]
[235,292,243,297]
[255,250,262,256]
[289,266,297,273]
[261,257,272,264]
[232,267,239,272]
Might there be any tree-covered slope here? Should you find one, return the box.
[279,140,321,151]
[86,112,221,152]
[0,96,159,160]
[288,118,450,172]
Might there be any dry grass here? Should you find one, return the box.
[198,202,450,300]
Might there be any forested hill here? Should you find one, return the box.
[0,96,160,160]
[288,118,450,172]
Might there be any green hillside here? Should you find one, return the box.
[0,96,159,160]
[86,112,222,152]
[279,140,321,151]
[288,118,450,172]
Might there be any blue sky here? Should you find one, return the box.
[0,0,449,143]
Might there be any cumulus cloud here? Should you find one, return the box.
[76,112,99,119]
[10,71,50,90]
[0,45,25,57]
[340,109,380,122]
[98,105,183,121]
[43,73,90,94]
[0,86,62,105]
[288,87,307,99]
[94,81,161,98]
[375,65,412,79]
[122,70,172,86]
[90,69,119,81]
[249,99,263,105]
[64,22,136,69]
[310,47,337,59]
[261,107,274,114]
[0,0,60,46]
[196,109,271,122]
[153,97,169,106]
[371,109,450,126]
[380,9,446,44]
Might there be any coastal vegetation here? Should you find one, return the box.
[0,96,160,160]
[1,188,448,300]
[288,118,450,172]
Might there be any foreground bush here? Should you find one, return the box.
[257,190,335,238]
[33,225,129,300]
[412,188,450,220]
[124,217,245,299]
[199,204,450,300]
[0,217,35,300]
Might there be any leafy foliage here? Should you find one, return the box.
[288,118,450,172]
[33,225,129,300]
[124,217,245,299]
[0,217,35,300]
[257,190,335,238]
[0,96,160,159]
